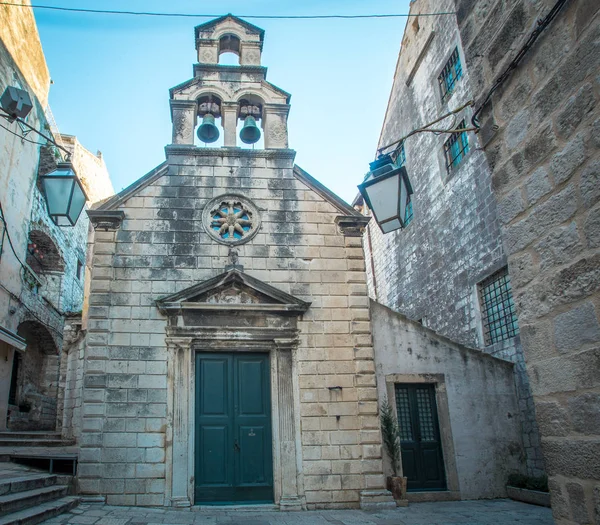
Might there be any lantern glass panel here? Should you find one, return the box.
[363,172,400,223]
[381,218,402,233]
[42,177,73,216]
[68,182,86,225]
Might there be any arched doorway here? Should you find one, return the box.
[8,321,60,430]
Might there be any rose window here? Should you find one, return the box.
[211,201,253,240]
[203,195,261,245]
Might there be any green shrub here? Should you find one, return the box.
[380,399,400,476]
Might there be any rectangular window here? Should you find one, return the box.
[438,47,462,102]
[443,120,470,172]
[478,267,520,346]
[76,259,84,280]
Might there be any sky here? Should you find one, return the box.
[32,0,410,203]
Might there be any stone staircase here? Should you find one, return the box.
[0,432,74,449]
[0,462,78,525]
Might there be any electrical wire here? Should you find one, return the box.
[376,0,568,158]
[0,108,70,160]
[378,100,475,155]
[0,204,65,339]
[0,282,64,339]
[471,0,569,128]
[0,121,47,146]
[0,202,30,274]
[0,3,456,19]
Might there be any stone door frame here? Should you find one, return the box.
[385,373,460,500]
[164,333,304,510]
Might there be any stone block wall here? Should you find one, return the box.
[455,0,600,522]
[362,0,543,477]
[371,300,525,499]
[79,149,386,508]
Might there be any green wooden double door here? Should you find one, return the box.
[395,383,446,491]
[195,352,273,504]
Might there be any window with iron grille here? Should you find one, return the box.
[438,47,462,102]
[478,267,520,346]
[443,120,470,172]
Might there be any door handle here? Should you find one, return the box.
[234,440,240,452]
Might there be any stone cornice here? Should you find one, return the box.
[335,215,371,237]
[164,144,296,160]
[86,210,125,231]
[170,99,197,109]
[193,64,267,77]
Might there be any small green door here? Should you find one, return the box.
[395,383,446,491]
[195,352,273,504]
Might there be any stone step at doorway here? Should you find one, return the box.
[0,463,78,525]
[0,432,74,449]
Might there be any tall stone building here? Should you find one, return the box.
[0,1,112,433]
[78,15,396,509]
[455,1,600,523]
[358,0,544,479]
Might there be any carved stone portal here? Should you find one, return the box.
[158,270,309,509]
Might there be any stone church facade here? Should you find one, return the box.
[76,15,393,509]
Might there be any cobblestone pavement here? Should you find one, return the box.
[42,500,553,525]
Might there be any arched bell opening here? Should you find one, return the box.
[236,96,264,149]
[8,320,60,431]
[195,94,224,148]
[218,34,241,65]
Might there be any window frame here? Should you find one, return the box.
[478,267,520,346]
[443,120,470,173]
[437,47,463,103]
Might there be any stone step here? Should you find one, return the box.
[0,475,57,496]
[0,434,62,440]
[0,441,72,449]
[0,485,69,516]
[0,496,79,525]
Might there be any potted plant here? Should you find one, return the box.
[506,473,551,507]
[380,399,408,506]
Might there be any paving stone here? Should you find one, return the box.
[40,501,552,525]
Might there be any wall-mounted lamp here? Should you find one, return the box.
[1,86,88,227]
[39,163,87,227]
[357,153,413,234]
[0,86,32,122]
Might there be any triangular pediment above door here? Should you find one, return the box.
[155,269,311,314]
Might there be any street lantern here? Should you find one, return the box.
[358,153,413,233]
[39,162,88,226]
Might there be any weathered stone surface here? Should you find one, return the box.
[550,133,587,185]
[555,83,596,139]
[568,392,600,435]
[457,1,600,520]
[535,401,570,437]
[580,159,600,209]
[542,439,600,479]
[525,167,552,206]
[566,482,591,524]
[554,302,600,354]
[584,206,600,248]
[536,222,583,271]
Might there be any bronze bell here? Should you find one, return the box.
[197,114,220,143]
[239,116,261,144]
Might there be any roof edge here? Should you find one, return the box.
[95,162,168,211]
[293,165,361,217]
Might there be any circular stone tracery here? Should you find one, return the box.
[202,195,261,245]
